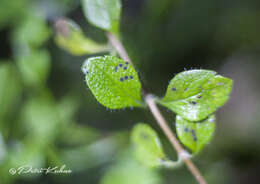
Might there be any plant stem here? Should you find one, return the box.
[106,32,207,184]
[106,32,148,95]
[145,94,207,184]
[106,32,133,65]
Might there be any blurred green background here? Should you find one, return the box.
[0,0,260,183]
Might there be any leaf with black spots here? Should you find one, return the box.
[159,70,233,121]
[82,56,144,109]
[176,115,216,153]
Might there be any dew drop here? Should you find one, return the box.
[130,75,133,79]
[82,67,89,75]
[185,88,188,91]
[120,77,124,82]
[115,66,118,72]
[184,127,189,132]
[119,64,123,67]
[124,76,128,80]
[172,87,177,91]
[123,66,127,70]
[125,62,129,65]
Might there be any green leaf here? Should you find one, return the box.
[55,18,109,55]
[131,123,174,168]
[82,56,143,109]
[176,115,216,153]
[159,70,233,121]
[81,0,121,34]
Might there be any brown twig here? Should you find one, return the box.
[106,32,133,65]
[145,94,207,184]
[106,32,207,184]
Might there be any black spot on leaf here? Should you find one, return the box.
[190,101,197,105]
[141,132,149,140]
[191,129,197,142]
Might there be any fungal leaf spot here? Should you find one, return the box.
[82,55,143,109]
[160,69,233,121]
[131,123,171,168]
[176,115,216,154]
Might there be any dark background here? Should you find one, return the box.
[0,0,260,183]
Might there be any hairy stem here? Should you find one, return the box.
[106,32,207,184]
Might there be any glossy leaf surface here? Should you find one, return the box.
[160,70,233,121]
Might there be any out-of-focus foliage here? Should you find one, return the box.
[131,123,172,168]
[0,63,22,120]
[55,18,109,55]
[17,49,51,87]
[0,0,260,184]
[0,0,28,28]
[100,151,162,184]
[12,14,50,48]
[81,0,121,34]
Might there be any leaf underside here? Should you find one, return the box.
[82,56,143,109]
[160,69,233,121]
[176,115,216,153]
